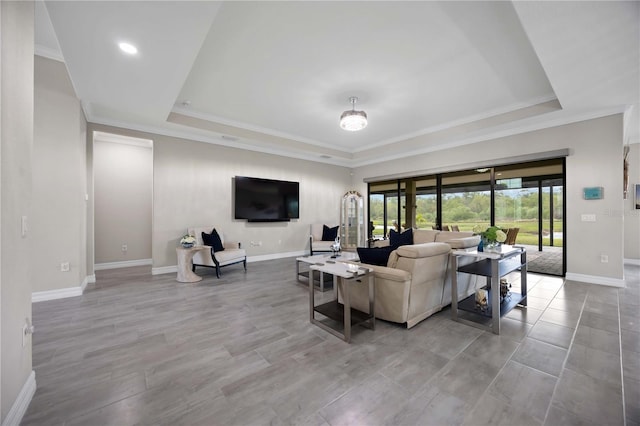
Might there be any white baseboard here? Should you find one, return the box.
[247,250,306,263]
[94,258,152,270]
[2,370,36,426]
[624,258,640,266]
[565,272,625,288]
[151,251,307,275]
[32,286,82,303]
[86,274,96,284]
[151,265,177,275]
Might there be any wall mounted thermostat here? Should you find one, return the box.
[583,187,604,200]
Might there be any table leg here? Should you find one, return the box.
[491,259,500,334]
[451,254,459,321]
[309,269,315,323]
[368,273,375,330]
[520,250,528,306]
[320,270,325,292]
[343,277,351,343]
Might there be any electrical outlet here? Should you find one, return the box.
[22,324,28,347]
[22,319,34,348]
[122,244,128,252]
[600,254,609,263]
[60,262,70,272]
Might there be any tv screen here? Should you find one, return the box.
[234,176,299,222]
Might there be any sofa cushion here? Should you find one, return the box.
[357,246,395,266]
[322,224,339,241]
[412,229,439,244]
[434,231,474,242]
[446,236,481,249]
[396,242,451,258]
[202,229,224,252]
[389,228,413,248]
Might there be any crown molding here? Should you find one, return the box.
[35,44,64,62]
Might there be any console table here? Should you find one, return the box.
[451,245,527,334]
[309,261,374,343]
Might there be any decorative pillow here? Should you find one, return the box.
[202,228,224,252]
[389,228,413,248]
[357,246,395,266]
[321,225,339,241]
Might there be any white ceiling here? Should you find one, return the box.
[36,1,639,167]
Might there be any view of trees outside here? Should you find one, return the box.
[370,186,563,246]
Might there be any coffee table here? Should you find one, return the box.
[296,252,359,292]
[309,261,374,343]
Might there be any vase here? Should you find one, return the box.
[484,240,501,253]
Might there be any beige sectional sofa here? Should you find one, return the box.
[345,230,480,328]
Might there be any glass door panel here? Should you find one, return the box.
[368,193,384,239]
[415,176,437,229]
[441,170,491,232]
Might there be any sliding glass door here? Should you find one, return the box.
[367,158,565,275]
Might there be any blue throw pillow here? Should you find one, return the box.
[357,246,394,266]
[389,228,413,249]
[321,225,339,241]
[202,228,225,252]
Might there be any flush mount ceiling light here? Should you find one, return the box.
[339,96,368,131]
[118,42,138,55]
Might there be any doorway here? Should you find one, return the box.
[93,131,153,270]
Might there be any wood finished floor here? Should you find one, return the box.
[23,259,639,426]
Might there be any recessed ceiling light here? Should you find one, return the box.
[118,42,138,55]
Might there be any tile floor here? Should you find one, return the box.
[21,259,639,425]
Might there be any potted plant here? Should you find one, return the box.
[472,225,507,252]
[180,234,196,248]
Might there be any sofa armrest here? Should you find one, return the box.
[224,241,241,249]
[446,236,480,249]
[372,239,390,248]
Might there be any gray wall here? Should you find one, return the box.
[89,123,352,269]
[1,1,34,421]
[94,139,152,264]
[625,143,640,262]
[33,56,88,294]
[353,114,629,283]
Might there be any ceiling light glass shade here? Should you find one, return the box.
[340,110,368,131]
[339,96,368,131]
[118,42,138,55]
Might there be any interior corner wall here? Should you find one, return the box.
[94,140,152,264]
[1,1,34,422]
[624,143,640,261]
[353,114,626,282]
[32,55,88,294]
[87,123,352,269]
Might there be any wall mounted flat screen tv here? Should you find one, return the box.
[234,176,299,222]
